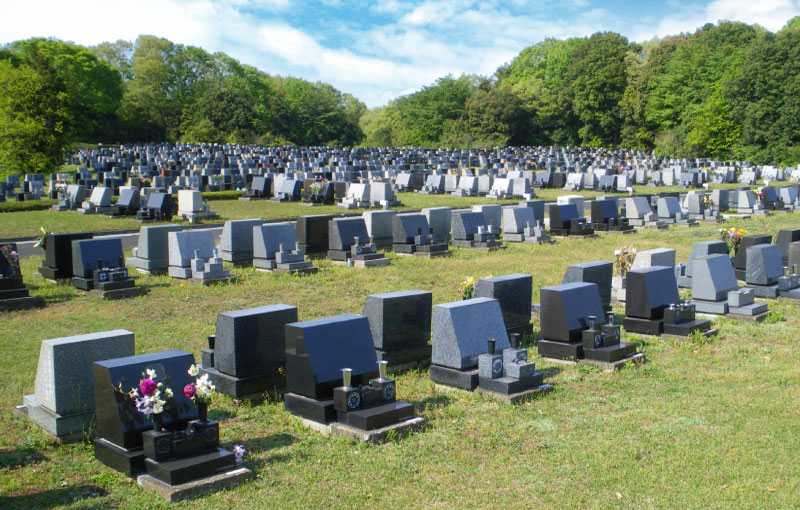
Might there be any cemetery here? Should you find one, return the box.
[4,145,800,508]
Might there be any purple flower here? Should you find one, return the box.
[233,444,246,464]
[140,378,157,397]
[183,383,196,399]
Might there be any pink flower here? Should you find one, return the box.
[140,378,157,397]
[183,383,196,399]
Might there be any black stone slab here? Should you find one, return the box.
[295,215,332,254]
[38,232,93,280]
[336,401,415,430]
[474,274,532,330]
[561,261,613,310]
[363,290,432,351]
[540,282,605,342]
[283,393,336,424]
[622,316,663,335]
[733,234,772,270]
[429,365,479,391]
[72,238,126,279]
[625,266,680,320]
[537,339,583,360]
[583,343,636,362]
[144,448,236,486]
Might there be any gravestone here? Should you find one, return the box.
[502,206,535,242]
[136,192,174,222]
[621,266,708,336]
[363,290,432,368]
[129,225,183,274]
[561,261,613,310]
[200,304,297,399]
[430,297,510,391]
[776,229,800,264]
[0,243,42,311]
[218,219,263,265]
[110,187,141,216]
[733,234,772,279]
[254,222,315,274]
[168,230,216,278]
[538,282,605,360]
[547,204,593,237]
[474,274,532,336]
[19,330,135,442]
[241,175,272,200]
[295,215,333,255]
[328,218,391,267]
[392,213,449,257]
[177,190,217,223]
[471,205,501,230]
[38,232,93,281]
[477,333,549,402]
[363,210,397,249]
[631,248,676,271]
[590,199,632,232]
[625,197,658,226]
[71,238,141,298]
[284,314,421,437]
[78,187,112,214]
[451,211,503,250]
[690,254,739,314]
[422,207,451,243]
[745,244,785,297]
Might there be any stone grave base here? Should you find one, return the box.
[583,342,637,362]
[200,366,285,401]
[89,287,146,300]
[503,233,525,242]
[661,328,717,341]
[186,275,238,286]
[238,196,267,201]
[299,415,426,443]
[371,238,394,250]
[15,397,92,443]
[138,467,253,503]
[663,318,713,337]
[128,257,169,275]
[273,265,319,276]
[692,300,728,315]
[622,317,662,336]
[284,392,336,424]
[545,352,646,372]
[477,383,553,404]
[353,257,391,268]
[414,249,451,258]
[0,295,43,312]
[676,276,692,288]
[726,310,769,322]
[523,237,555,245]
[38,265,66,282]
[733,268,746,281]
[778,288,800,300]
[94,437,145,477]
[429,365,479,391]
[375,345,431,371]
[746,284,779,298]
[472,243,505,253]
[537,339,583,361]
[219,251,253,267]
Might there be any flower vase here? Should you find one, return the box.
[197,402,208,422]
[152,413,163,432]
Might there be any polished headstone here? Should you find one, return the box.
[392,214,431,244]
[295,215,333,254]
[474,274,532,330]
[631,248,676,271]
[431,298,509,369]
[691,255,739,301]
[539,282,605,342]
[328,217,370,251]
[39,232,93,280]
[561,261,613,309]
[253,223,297,263]
[422,207,451,243]
[363,290,432,351]
[169,230,216,269]
[745,244,783,286]
[130,225,183,272]
[218,219,263,264]
[72,238,125,278]
[625,266,680,320]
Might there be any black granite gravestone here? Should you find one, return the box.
[776,229,800,264]
[547,204,593,237]
[295,214,333,255]
[363,290,432,367]
[392,214,448,256]
[38,232,93,281]
[474,274,532,336]
[0,243,42,310]
[200,304,298,399]
[71,238,135,293]
[538,282,605,360]
[561,261,613,311]
[590,200,632,232]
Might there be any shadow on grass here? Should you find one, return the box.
[0,449,48,469]
[135,280,170,291]
[413,393,454,412]
[0,485,109,510]
[538,366,563,379]
[231,433,297,471]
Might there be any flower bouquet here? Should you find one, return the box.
[184,364,215,421]
[719,227,747,255]
[128,369,173,431]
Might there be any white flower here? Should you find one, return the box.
[146,369,157,379]
[153,401,164,414]
[188,364,199,377]
[165,388,174,399]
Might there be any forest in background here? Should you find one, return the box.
[0,17,798,176]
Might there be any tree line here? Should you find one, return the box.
[0,18,798,176]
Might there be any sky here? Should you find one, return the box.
[2,0,799,108]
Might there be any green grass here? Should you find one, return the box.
[2,211,800,508]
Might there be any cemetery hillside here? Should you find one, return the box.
[2,17,800,178]
[3,11,800,510]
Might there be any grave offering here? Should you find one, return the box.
[18,330,134,442]
[733,234,773,280]
[136,192,174,222]
[303,181,335,205]
[109,187,141,217]
[0,243,42,311]
[477,334,550,403]
[691,255,768,319]
[200,304,298,399]
[169,230,235,284]
[430,297,510,391]
[547,204,594,237]
[623,266,711,336]
[590,199,633,232]
[70,238,143,299]
[328,218,390,267]
[93,350,252,502]
[77,187,113,215]
[177,190,217,223]
[392,213,450,257]
[363,210,397,249]
[129,225,183,275]
[451,211,504,251]
[537,282,606,361]
[240,175,272,200]
[253,223,318,274]
[284,314,424,442]
[295,214,333,256]
[745,244,798,298]
[474,274,533,336]
[218,219,263,266]
[363,290,432,369]
[422,207,451,243]
[776,228,800,264]
[38,232,93,281]
[561,261,613,311]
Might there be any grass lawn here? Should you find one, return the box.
[1,207,799,509]
[0,181,748,240]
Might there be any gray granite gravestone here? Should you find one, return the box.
[631,248,676,271]
[129,225,184,274]
[218,219,263,265]
[168,230,217,279]
[363,210,397,248]
[20,330,135,442]
[253,223,298,269]
[422,207,451,243]
[745,244,784,297]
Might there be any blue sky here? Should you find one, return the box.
[2,0,799,107]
